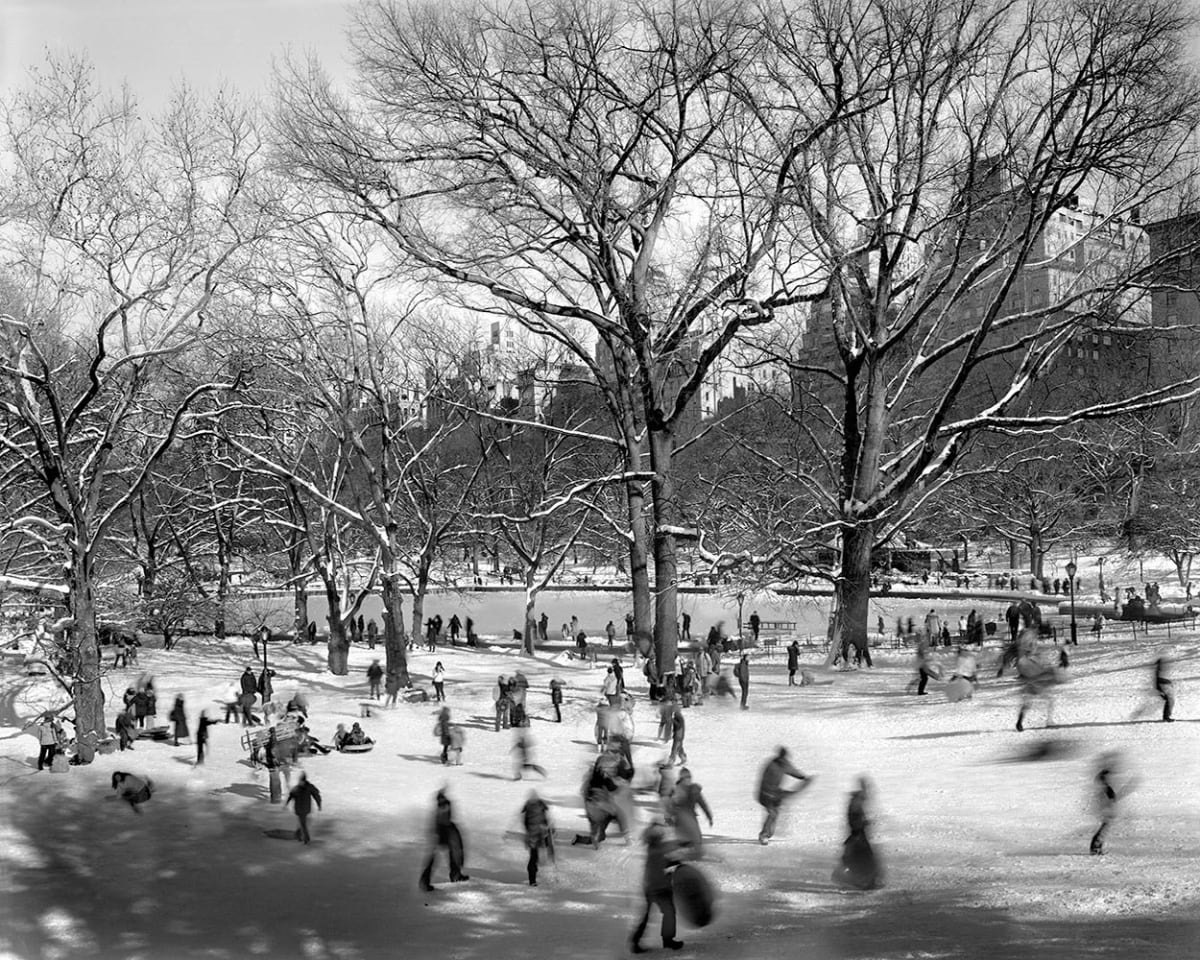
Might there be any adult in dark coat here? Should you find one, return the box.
[786,641,801,686]
[115,710,136,751]
[522,791,553,886]
[448,614,462,643]
[286,772,322,844]
[196,712,216,765]
[549,678,565,723]
[611,659,625,693]
[168,695,189,746]
[757,747,809,844]
[832,777,881,889]
[419,789,468,889]
[132,689,150,729]
[629,821,684,953]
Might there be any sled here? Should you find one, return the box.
[944,677,974,703]
[402,688,429,703]
[338,742,375,754]
[673,863,717,927]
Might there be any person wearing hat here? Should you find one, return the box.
[611,659,626,694]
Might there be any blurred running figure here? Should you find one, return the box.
[757,746,811,845]
[1090,752,1134,855]
[1154,653,1176,722]
[832,776,882,889]
[629,821,685,953]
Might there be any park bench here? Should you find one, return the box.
[754,621,797,656]
[240,716,300,763]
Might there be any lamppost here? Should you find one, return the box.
[736,592,745,651]
[1065,559,1078,646]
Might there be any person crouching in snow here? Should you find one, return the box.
[112,772,153,813]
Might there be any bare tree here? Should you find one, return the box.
[726,0,1200,651]
[0,58,270,758]
[272,0,883,673]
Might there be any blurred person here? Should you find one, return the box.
[1015,630,1060,732]
[1090,752,1132,855]
[602,667,620,707]
[668,703,688,767]
[629,821,684,953]
[735,654,751,709]
[512,730,546,780]
[112,771,153,813]
[757,746,811,845]
[168,695,189,747]
[195,710,216,765]
[494,675,511,731]
[115,708,136,752]
[419,789,468,890]
[832,776,881,890]
[367,659,384,700]
[1154,653,1176,722]
[549,678,565,722]
[385,670,401,707]
[447,724,465,765]
[286,771,322,844]
[669,768,713,860]
[521,790,554,886]
[435,707,454,763]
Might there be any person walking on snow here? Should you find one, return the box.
[522,791,554,886]
[286,772,322,844]
[367,660,384,700]
[749,610,761,645]
[419,789,469,890]
[757,746,811,844]
[1154,653,1176,722]
[735,654,751,709]
[512,730,547,780]
[195,711,216,765]
[606,620,616,649]
[668,703,688,766]
[669,767,713,859]
[629,821,685,953]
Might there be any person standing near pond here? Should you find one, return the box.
[787,640,800,687]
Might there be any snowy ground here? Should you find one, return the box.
[1,630,1198,960]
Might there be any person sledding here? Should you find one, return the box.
[629,821,685,953]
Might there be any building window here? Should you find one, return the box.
[1092,350,1099,360]
[1103,335,1111,345]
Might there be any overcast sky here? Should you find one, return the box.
[1,0,357,111]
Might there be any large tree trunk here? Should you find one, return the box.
[381,572,411,686]
[627,479,653,655]
[324,585,349,675]
[294,585,309,638]
[1029,527,1044,579]
[1008,538,1020,570]
[648,429,679,676]
[68,563,103,764]
[834,521,872,657]
[523,578,538,656]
